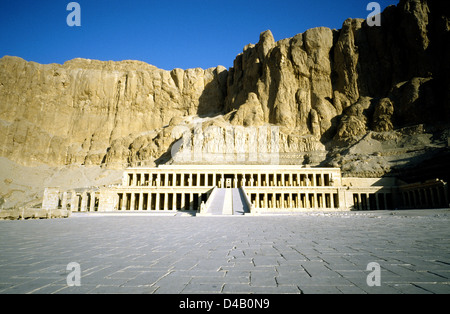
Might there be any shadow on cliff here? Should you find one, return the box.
[154,69,229,165]
[388,146,450,184]
[196,68,228,118]
[154,148,173,166]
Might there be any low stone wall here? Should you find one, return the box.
[0,208,71,220]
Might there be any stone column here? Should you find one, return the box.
[262,193,266,209]
[434,187,441,207]
[147,193,152,211]
[80,192,88,212]
[155,193,160,211]
[164,173,168,187]
[138,192,143,211]
[353,193,359,210]
[421,189,426,207]
[173,193,177,210]
[61,192,68,210]
[220,174,224,188]
[443,183,449,207]
[121,194,127,211]
[163,193,169,210]
[429,188,435,208]
[70,191,78,212]
[189,193,194,210]
[130,193,136,211]
[181,193,186,210]
[89,192,96,212]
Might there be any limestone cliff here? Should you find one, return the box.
[1,0,449,198]
[225,0,449,140]
[0,58,227,167]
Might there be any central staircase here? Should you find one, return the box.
[203,188,250,215]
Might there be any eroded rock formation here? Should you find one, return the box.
[0,0,449,184]
[0,58,227,167]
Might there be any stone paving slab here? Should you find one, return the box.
[0,209,449,294]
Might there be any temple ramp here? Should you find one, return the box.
[232,188,250,215]
[203,188,249,215]
[206,188,227,215]
[222,189,233,215]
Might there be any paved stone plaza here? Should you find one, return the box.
[0,210,449,294]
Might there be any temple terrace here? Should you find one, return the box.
[42,165,449,215]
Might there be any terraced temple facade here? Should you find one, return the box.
[42,164,448,215]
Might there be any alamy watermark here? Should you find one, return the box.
[65,2,380,28]
[367,2,381,26]
[66,2,81,27]
[66,262,81,286]
[366,262,381,287]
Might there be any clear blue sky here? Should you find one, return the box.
[0,0,399,70]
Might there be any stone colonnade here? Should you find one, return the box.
[116,190,209,211]
[399,179,449,209]
[350,191,394,210]
[123,167,339,189]
[114,165,343,212]
[42,165,450,213]
[244,189,340,210]
[43,188,99,212]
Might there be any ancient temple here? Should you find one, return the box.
[41,123,449,214]
[41,164,449,214]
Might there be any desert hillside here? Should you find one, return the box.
[0,0,449,209]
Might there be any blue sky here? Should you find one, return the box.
[0,0,399,70]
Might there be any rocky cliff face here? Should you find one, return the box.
[226,0,449,139]
[0,58,227,167]
[0,0,449,182]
